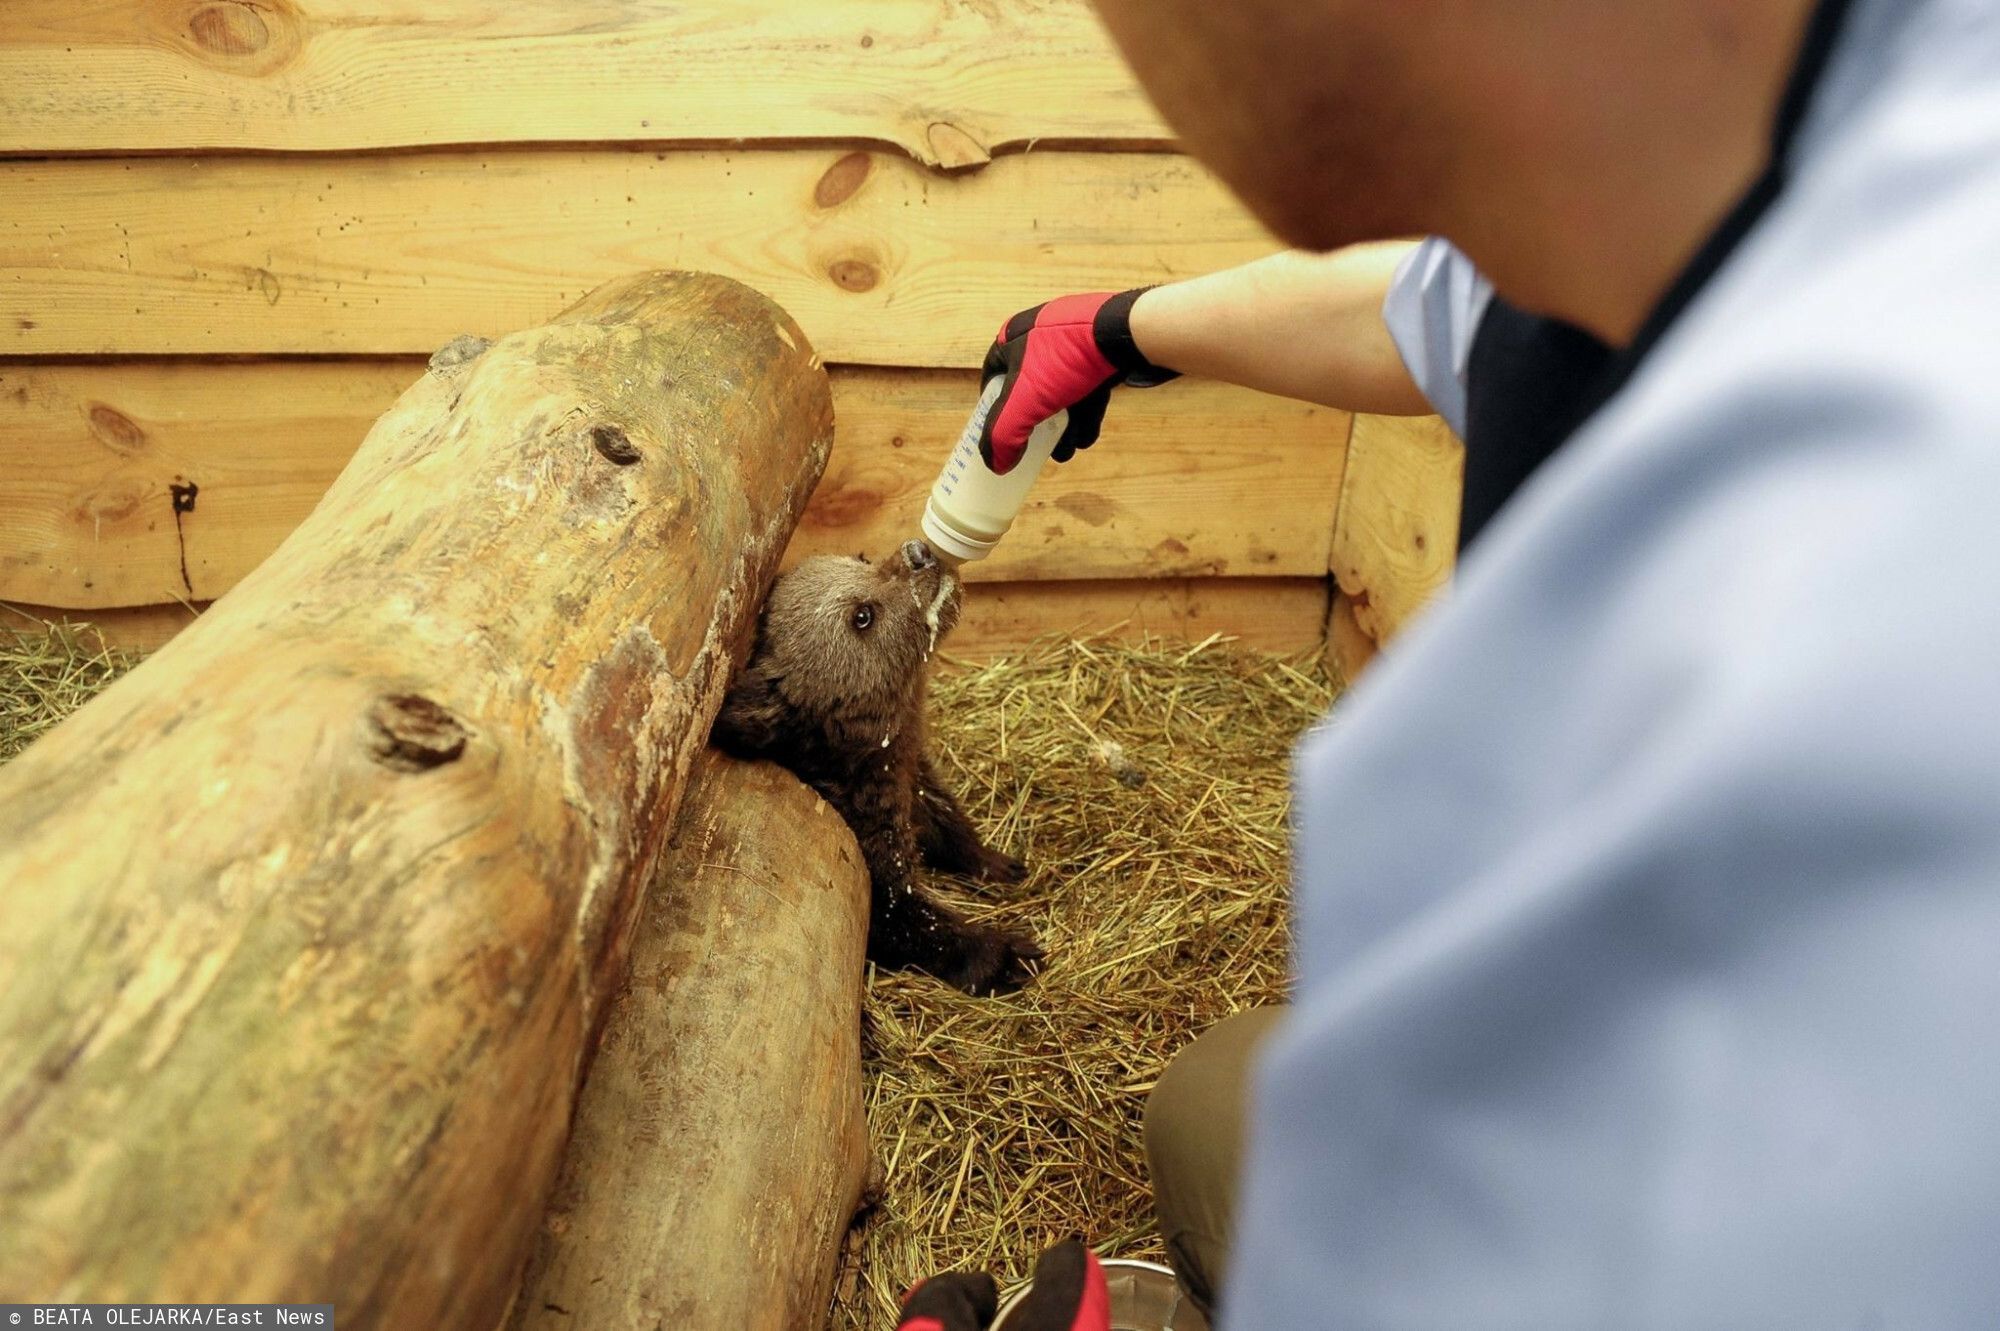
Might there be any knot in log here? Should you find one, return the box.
[590,424,641,466]
[366,693,470,772]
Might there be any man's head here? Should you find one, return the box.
[1093,0,1820,342]
[1090,0,1448,252]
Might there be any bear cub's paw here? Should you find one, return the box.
[969,845,1030,886]
[939,921,1045,996]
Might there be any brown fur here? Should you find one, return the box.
[712,540,1040,995]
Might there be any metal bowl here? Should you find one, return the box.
[992,1258,1209,1331]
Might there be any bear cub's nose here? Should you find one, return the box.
[901,539,938,572]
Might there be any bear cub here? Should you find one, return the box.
[712,539,1041,995]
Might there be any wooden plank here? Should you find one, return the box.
[0,1,1169,164]
[796,373,1345,580]
[1325,590,1378,686]
[1,361,1347,609]
[0,149,1271,363]
[1,600,203,654]
[1327,413,1463,665]
[4,578,1330,662]
[0,361,407,610]
[945,576,1328,659]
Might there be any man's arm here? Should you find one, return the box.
[976,240,1435,472]
[1131,243,1432,415]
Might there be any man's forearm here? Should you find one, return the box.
[1128,242,1432,415]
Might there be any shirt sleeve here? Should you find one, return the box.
[1380,236,1495,437]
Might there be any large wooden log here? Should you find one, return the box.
[510,751,871,1331]
[0,272,834,1325]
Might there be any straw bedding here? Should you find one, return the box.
[0,621,1338,1327]
[0,616,138,764]
[829,638,1336,1326]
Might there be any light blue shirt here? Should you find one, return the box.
[1229,0,2000,1325]
[1380,237,1491,438]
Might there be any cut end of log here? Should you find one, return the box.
[365,693,471,772]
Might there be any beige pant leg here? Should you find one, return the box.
[1143,1005,1287,1316]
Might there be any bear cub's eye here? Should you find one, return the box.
[850,603,877,632]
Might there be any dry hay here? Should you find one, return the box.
[0,615,138,764]
[830,637,1338,1327]
[0,620,1337,1327]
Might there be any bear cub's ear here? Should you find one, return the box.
[711,670,785,757]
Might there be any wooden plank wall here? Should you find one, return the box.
[1328,414,1465,682]
[0,0,1459,664]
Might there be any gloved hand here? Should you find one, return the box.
[898,1240,1111,1331]
[978,290,1180,474]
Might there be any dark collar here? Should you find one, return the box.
[1592,0,1863,405]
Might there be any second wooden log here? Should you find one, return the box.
[511,751,872,1331]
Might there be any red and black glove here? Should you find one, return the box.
[978,290,1180,475]
[898,1241,1111,1331]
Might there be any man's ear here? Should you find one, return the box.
[710,670,784,757]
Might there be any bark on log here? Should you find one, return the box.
[0,272,834,1325]
[510,751,871,1331]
